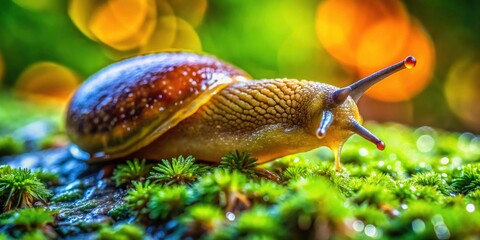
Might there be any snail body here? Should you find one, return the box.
[66,52,416,171]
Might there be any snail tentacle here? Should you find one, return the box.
[333,56,417,102]
[316,110,333,139]
[351,121,385,150]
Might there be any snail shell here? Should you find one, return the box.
[66,52,250,160]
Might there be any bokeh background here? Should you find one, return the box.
[0,0,479,134]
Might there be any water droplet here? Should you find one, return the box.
[69,145,90,160]
[440,157,449,165]
[434,224,450,240]
[466,203,475,212]
[364,224,377,237]
[226,212,235,221]
[405,56,416,69]
[417,135,435,152]
[412,219,426,233]
[359,148,369,156]
[470,137,480,153]
[352,220,365,232]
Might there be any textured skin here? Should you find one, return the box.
[66,52,250,158]
[134,79,362,163]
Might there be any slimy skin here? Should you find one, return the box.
[66,51,415,171]
[134,79,361,164]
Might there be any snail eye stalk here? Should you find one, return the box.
[351,121,385,150]
[316,110,333,139]
[331,56,417,103]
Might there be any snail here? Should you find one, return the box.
[66,52,416,171]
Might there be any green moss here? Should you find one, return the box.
[77,201,97,211]
[0,135,24,157]
[107,204,131,221]
[244,179,286,205]
[0,233,7,240]
[352,184,398,209]
[96,223,145,240]
[219,150,259,177]
[50,189,83,203]
[148,156,207,186]
[0,167,51,211]
[353,206,389,227]
[193,169,248,210]
[410,172,451,195]
[147,185,193,220]
[18,230,49,240]
[125,180,159,220]
[279,177,351,238]
[112,159,152,187]
[179,204,224,238]
[0,208,56,239]
[451,165,480,195]
[3,121,480,239]
[32,170,59,187]
[213,206,286,239]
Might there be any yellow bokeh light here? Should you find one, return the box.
[140,16,177,54]
[166,0,207,27]
[69,0,204,54]
[15,62,80,104]
[89,0,157,51]
[359,21,435,102]
[170,17,202,51]
[69,0,100,40]
[141,16,202,54]
[445,58,480,131]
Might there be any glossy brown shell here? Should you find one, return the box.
[66,52,250,159]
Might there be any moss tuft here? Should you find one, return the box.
[219,150,259,177]
[451,165,480,195]
[149,156,207,186]
[112,159,152,187]
[0,167,51,211]
[147,185,193,220]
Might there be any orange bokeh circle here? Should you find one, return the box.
[358,21,435,102]
[15,62,80,103]
[316,0,410,67]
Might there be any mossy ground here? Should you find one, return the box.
[0,96,479,239]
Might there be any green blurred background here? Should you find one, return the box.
[0,0,479,134]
